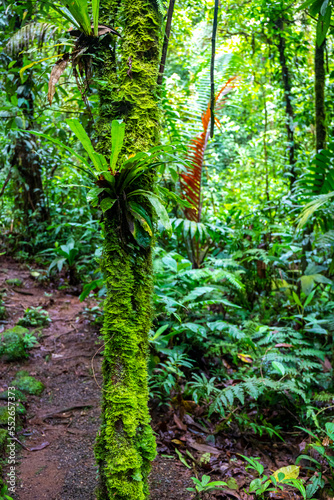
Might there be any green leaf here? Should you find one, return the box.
[300,275,315,296]
[175,448,191,469]
[325,422,334,439]
[92,0,100,36]
[225,477,238,490]
[201,475,211,486]
[66,119,107,171]
[100,197,116,212]
[19,53,64,78]
[79,279,104,301]
[128,201,153,236]
[129,190,172,235]
[59,0,91,35]
[110,120,125,172]
[317,4,331,46]
[292,291,303,308]
[27,130,95,177]
[249,479,262,493]
[295,454,321,466]
[272,361,286,376]
[304,289,316,307]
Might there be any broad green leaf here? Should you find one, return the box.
[206,480,228,488]
[225,477,238,490]
[110,121,125,172]
[249,478,261,493]
[128,201,153,236]
[272,361,286,376]
[92,0,100,36]
[100,197,116,212]
[292,291,303,308]
[317,4,332,46]
[129,190,172,235]
[59,0,91,35]
[201,475,211,486]
[295,454,321,466]
[87,187,104,202]
[300,275,315,296]
[304,289,316,307]
[325,422,334,439]
[273,465,300,482]
[183,286,216,303]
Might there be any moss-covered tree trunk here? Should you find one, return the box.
[94,0,162,498]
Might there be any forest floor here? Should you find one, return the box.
[0,257,311,500]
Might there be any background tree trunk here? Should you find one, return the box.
[94,1,162,498]
[315,40,326,151]
[276,18,296,187]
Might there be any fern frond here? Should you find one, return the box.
[299,144,334,196]
[180,78,237,222]
[298,192,334,229]
[5,23,58,55]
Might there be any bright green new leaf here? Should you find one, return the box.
[272,361,286,376]
[110,121,125,172]
[92,0,100,36]
[175,448,191,469]
[66,119,107,171]
[59,0,91,35]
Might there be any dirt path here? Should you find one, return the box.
[0,259,192,500]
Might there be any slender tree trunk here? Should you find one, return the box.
[315,40,326,151]
[94,1,162,498]
[276,18,296,187]
[210,0,218,138]
[157,0,176,85]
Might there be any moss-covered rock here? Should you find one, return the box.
[0,429,8,452]
[0,407,9,426]
[0,326,29,361]
[5,278,22,287]
[0,389,27,402]
[0,402,26,431]
[12,371,44,396]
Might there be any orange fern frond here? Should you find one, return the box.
[180,77,237,222]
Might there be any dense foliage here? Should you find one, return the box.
[1,0,334,497]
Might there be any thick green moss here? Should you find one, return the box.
[95,220,156,500]
[94,0,163,498]
[0,404,25,426]
[0,326,29,361]
[0,429,8,451]
[0,389,27,402]
[5,279,22,287]
[12,371,44,396]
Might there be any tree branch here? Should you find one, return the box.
[0,169,11,197]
